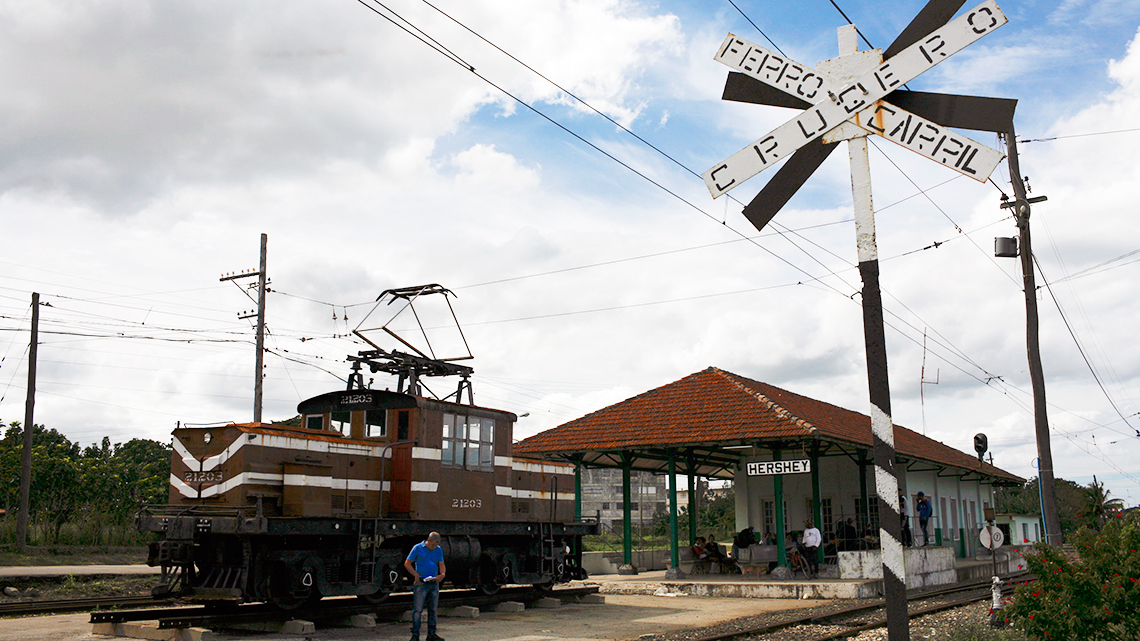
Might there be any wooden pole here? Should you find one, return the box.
[253,233,267,423]
[16,292,39,553]
[1005,128,1062,546]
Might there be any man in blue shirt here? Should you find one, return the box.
[405,532,447,641]
[916,492,933,546]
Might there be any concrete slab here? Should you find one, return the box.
[83,622,218,641]
[345,614,376,628]
[279,620,315,635]
[440,605,479,618]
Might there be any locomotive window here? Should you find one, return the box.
[365,409,386,438]
[332,411,350,435]
[443,413,494,471]
[305,414,325,431]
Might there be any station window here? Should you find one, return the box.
[366,409,386,438]
[821,498,833,534]
[305,414,325,431]
[442,413,494,471]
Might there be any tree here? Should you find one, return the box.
[650,484,735,541]
[1005,510,1140,640]
[1085,477,1126,530]
[0,421,171,545]
[996,477,1111,537]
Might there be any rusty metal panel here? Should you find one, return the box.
[886,90,1016,133]
[740,138,839,233]
[883,0,968,60]
[283,461,332,517]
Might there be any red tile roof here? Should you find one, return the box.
[514,367,1022,483]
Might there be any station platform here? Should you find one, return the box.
[576,551,1025,601]
[577,568,880,600]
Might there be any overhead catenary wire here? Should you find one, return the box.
[343,0,1100,435]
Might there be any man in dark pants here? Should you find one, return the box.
[405,532,447,641]
[916,492,933,546]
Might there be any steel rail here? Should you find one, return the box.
[685,574,1034,641]
[156,585,598,630]
[82,585,597,629]
[0,595,172,617]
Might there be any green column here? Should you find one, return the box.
[574,459,582,520]
[668,452,680,573]
[618,452,637,574]
[811,449,823,566]
[858,451,870,534]
[774,448,786,567]
[687,454,697,544]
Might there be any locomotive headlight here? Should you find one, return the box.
[203,432,213,444]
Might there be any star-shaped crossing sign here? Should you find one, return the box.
[704,0,1018,233]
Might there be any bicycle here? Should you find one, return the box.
[787,542,816,580]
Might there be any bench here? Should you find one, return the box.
[734,544,778,578]
[678,544,736,575]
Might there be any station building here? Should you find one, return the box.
[515,367,1025,572]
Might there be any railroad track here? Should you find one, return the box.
[683,574,1035,641]
[0,595,172,617]
[88,585,600,630]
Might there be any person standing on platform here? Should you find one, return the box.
[733,526,756,559]
[916,492,933,546]
[405,532,447,641]
[900,493,913,547]
[801,520,822,576]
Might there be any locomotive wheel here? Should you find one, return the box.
[477,583,502,596]
[267,564,320,610]
[531,581,554,594]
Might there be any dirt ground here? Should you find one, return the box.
[0,593,828,641]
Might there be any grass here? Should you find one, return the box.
[1,575,158,601]
[0,547,154,601]
[0,546,147,567]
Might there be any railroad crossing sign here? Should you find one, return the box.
[708,0,1018,234]
[704,0,1007,198]
[701,3,1020,640]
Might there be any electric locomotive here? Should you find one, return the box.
[138,290,595,607]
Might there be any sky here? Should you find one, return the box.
[2,0,1139,506]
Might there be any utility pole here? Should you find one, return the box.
[1001,128,1061,546]
[17,292,39,553]
[220,234,268,423]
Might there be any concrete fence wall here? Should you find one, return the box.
[582,549,669,574]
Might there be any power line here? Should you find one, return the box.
[1033,254,1136,433]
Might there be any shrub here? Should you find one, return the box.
[1004,510,1140,640]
